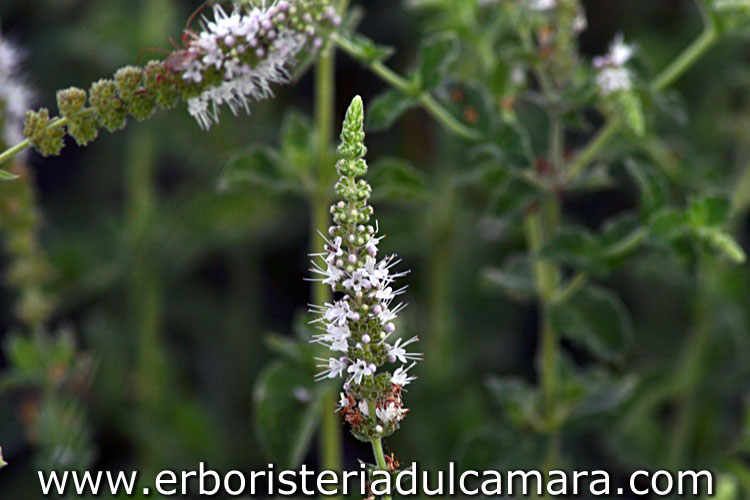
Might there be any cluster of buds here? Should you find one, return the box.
[21,0,340,157]
[309,97,421,442]
[593,33,644,135]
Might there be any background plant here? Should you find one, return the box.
[0,1,750,498]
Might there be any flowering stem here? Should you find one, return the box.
[370,437,393,500]
[567,19,718,181]
[330,34,481,142]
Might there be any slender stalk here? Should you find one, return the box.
[311,1,349,489]
[525,209,559,417]
[567,18,718,181]
[330,34,481,142]
[425,175,455,378]
[126,129,165,408]
[371,437,393,500]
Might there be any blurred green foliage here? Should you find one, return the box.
[0,0,749,498]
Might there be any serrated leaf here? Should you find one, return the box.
[254,360,321,467]
[482,254,535,301]
[369,157,430,202]
[366,90,418,131]
[417,32,459,90]
[549,285,632,362]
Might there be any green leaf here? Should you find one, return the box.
[485,375,542,429]
[369,157,430,202]
[436,80,494,139]
[696,228,747,263]
[625,159,670,217]
[219,147,304,194]
[254,360,321,468]
[687,195,731,229]
[280,111,313,172]
[648,208,689,240]
[618,91,646,136]
[264,334,315,368]
[486,178,539,219]
[482,254,535,302]
[346,34,395,64]
[366,90,418,131]
[417,32,460,90]
[549,285,632,362]
[0,169,19,181]
[0,446,5,469]
[541,227,602,272]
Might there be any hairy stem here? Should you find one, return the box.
[330,34,481,142]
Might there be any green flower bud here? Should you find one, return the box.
[57,87,98,146]
[89,79,127,132]
[23,108,65,156]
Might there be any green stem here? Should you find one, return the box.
[371,437,393,500]
[425,176,455,378]
[331,34,481,142]
[524,208,559,419]
[312,1,349,489]
[125,129,165,407]
[567,19,718,180]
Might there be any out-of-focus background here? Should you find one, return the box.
[0,0,749,498]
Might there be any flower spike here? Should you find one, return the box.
[308,96,420,442]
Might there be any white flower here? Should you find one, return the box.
[363,256,389,288]
[323,300,351,326]
[376,402,404,423]
[593,33,635,69]
[529,0,556,11]
[391,363,417,386]
[347,359,375,385]
[593,33,636,96]
[388,336,422,363]
[178,2,337,129]
[326,236,345,264]
[337,392,350,411]
[315,357,348,381]
[343,270,371,292]
[358,399,370,417]
[596,67,633,95]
